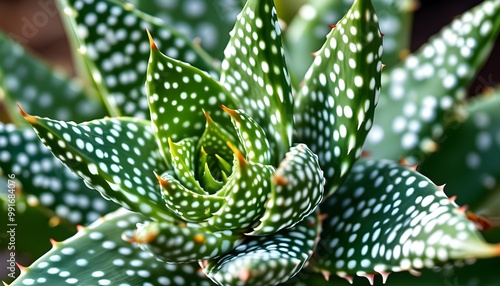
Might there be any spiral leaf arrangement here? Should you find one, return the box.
[1,0,500,285]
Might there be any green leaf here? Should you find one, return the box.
[0,194,76,282]
[204,146,275,232]
[196,112,240,170]
[220,0,294,164]
[222,106,272,165]
[249,144,324,235]
[159,173,225,222]
[364,0,500,161]
[285,0,416,85]
[132,221,244,262]
[146,35,235,162]
[59,0,216,119]
[294,0,383,197]
[10,208,213,286]
[167,137,204,194]
[204,212,320,286]
[0,123,117,225]
[133,0,245,60]
[314,159,500,282]
[21,113,176,222]
[0,32,106,123]
[419,90,500,219]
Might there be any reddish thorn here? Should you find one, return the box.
[273,174,288,185]
[329,24,337,29]
[361,150,371,158]
[17,103,38,124]
[76,225,85,232]
[380,32,385,37]
[358,273,375,285]
[16,263,27,272]
[448,195,457,202]
[379,272,391,284]
[239,269,251,283]
[321,270,330,281]
[50,238,58,247]
[398,158,417,170]
[146,29,158,50]
[338,272,353,284]
[457,205,468,213]
[199,260,208,268]
[381,64,387,70]
[319,213,328,222]
[345,276,354,284]
[311,51,318,57]
[437,184,446,192]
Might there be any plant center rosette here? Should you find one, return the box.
[120,31,325,266]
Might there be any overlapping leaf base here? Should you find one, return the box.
[204,212,321,286]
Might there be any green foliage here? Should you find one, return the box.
[1,0,499,285]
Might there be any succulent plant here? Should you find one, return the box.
[1,0,500,285]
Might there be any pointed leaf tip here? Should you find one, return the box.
[227,141,246,166]
[220,105,240,121]
[146,29,158,51]
[154,171,169,189]
[17,103,37,124]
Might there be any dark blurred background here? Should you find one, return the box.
[0,0,498,94]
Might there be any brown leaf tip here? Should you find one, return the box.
[146,29,158,50]
[220,105,240,121]
[227,141,246,166]
[154,171,169,189]
[17,103,38,124]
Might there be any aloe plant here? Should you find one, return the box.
[1,0,500,285]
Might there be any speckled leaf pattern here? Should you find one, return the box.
[0,123,117,225]
[146,35,235,161]
[167,137,204,194]
[365,0,500,161]
[21,113,177,222]
[419,90,500,218]
[285,0,416,84]
[205,153,275,232]
[9,208,213,286]
[197,112,239,168]
[204,212,320,286]
[159,173,225,222]
[132,221,244,262]
[314,159,500,283]
[59,0,215,119]
[220,0,294,163]
[133,0,245,60]
[294,0,383,197]
[0,32,106,123]
[249,144,324,235]
[222,106,272,165]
